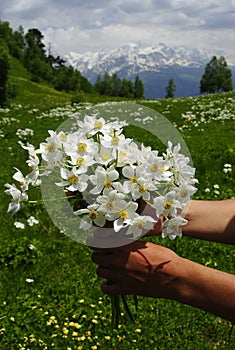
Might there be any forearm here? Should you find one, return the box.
[173,257,235,322]
[182,199,235,244]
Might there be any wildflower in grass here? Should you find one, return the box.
[27,216,39,226]
[14,221,25,229]
[223,163,232,173]
[26,278,34,283]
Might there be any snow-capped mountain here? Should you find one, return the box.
[65,43,232,98]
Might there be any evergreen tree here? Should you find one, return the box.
[0,46,10,106]
[134,75,144,98]
[165,78,176,98]
[111,73,122,96]
[53,66,81,92]
[200,56,233,94]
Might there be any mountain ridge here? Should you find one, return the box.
[66,43,235,99]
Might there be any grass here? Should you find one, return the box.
[0,71,235,349]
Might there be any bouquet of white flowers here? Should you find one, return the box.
[5,110,198,327]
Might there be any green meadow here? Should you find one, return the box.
[0,64,235,349]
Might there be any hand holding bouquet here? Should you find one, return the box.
[5,110,198,326]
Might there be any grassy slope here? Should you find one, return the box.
[0,60,235,349]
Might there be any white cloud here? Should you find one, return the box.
[1,0,235,62]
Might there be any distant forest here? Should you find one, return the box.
[0,20,145,99]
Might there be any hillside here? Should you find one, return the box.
[7,56,71,108]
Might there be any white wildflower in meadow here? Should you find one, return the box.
[26,278,34,283]
[27,216,39,227]
[223,163,232,174]
[14,221,25,229]
[5,114,198,240]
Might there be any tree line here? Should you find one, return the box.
[0,20,145,106]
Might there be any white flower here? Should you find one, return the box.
[126,215,155,238]
[5,183,28,214]
[75,204,106,229]
[176,181,198,203]
[20,143,41,185]
[153,190,182,218]
[223,164,232,174]
[101,132,131,152]
[95,146,115,166]
[39,130,64,165]
[29,244,36,250]
[64,135,98,158]
[56,167,88,192]
[97,188,126,216]
[116,142,139,167]
[69,153,95,174]
[13,168,29,192]
[77,115,109,136]
[27,216,39,226]
[14,221,25,229]
[113,201,139,232]
[90,165,120,195]
[142,152,172,182]
[26,278,34,283]
[162,216,188,240]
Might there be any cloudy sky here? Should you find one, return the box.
[1,0,235,63]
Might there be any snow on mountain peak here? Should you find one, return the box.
[65,43,212,78]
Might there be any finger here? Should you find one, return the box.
[92,251,111,264]
[101,281,121,295]
[96,266,123,282]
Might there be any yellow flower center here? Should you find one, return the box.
[139,185,147,193]
[68,175,78,184]
[180,188,188,198]
[103,179,112,188]
[89,210,99,220]
[77,142,87,153]
[164,200,173,209]
[106,200,115,210]
[137,221,145,229]
[119,151,127,158]
[119,209,128,219]
[150,164,158,172]
[45,143,56,152]
[94,121,103,130]
[76,157,85,166]
[130,176,138,184]
[101,153,110,161]
[59,132,67,141]
[111,136,119,145]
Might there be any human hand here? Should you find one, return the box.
[91,240,181,299]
